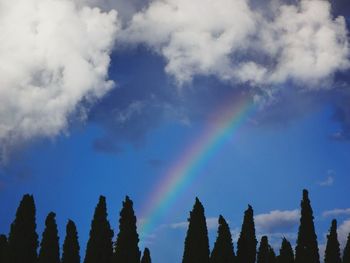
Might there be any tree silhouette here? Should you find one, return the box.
[268,247,277,263]
[8,194,38,263]
[113,196,141,263]
[324,219,341,263]
[62,220,80,263]
[38,212,60,263]
[257,236,270,263]
[210,215,235,263]
[343,233,350,263]
[141,248,152,263]
[295,189,319,263]
[84,196,114,263]
[182,197,210,263]
[0,234,8,263]
[236,205,257,263]
[277,238,294,263]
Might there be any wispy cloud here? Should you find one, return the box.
[255,210,300,234]
[322,208,350,217]
[170,217,219,230]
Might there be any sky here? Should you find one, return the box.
[0,0,350,262]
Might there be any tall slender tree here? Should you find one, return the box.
[295,189,320,263]
[324,219,341,263]
[38,212,60,263]
[343,233,350,263]
[210,215,235,263]
[84,196,114,263]
[113,196,140,263]
[257,236,270,263]
[8,194,38,263]
[268,247,277,263]
[62,220,80,263]
[277,238,294,263]
[182,197,210,263]
[0,235,8,263]
[141,248,152,263]
[236,205,257,263]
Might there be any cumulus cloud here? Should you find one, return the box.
[255,209,300,233]
[122,0,349,87]
[0,0,119,159]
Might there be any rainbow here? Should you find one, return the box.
[139,95,256,239]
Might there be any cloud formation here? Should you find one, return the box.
[0,0,119,159]
[122,0,349,87]
[255,209,300,233]
[323,208,350,218]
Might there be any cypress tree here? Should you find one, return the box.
[295,189,319,263]
[324,219,341,263]
[210,215,235,263]
[62,220,80,263]
[84,196,114,263]
[8,194,38,263]
[0,235,8,263]
[257,236,270,263]
[38,212,60,263]
[182,197,210,263]
[343,233,350,263]
[236,205,257,263]
[141,248,152,263]
[277,238,294,263]
[113,196,141,263]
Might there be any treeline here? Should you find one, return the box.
[0,189,349,263]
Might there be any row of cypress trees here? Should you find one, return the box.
[0,195,150,263]
[0,189,349,263]
[182,190,350,263]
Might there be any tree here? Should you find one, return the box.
[0,235,8,263]
[38,212,60,263]
[62,220,80,263]
[8,194,38,263]
[277,238,294,263]
[257,236,270,263]
[141,248,152,263]
[84,196,114,263]
[236,205,257,263]
[295,189,320,263]
[113,196,141,263]
[210,215,235,263]
[343,233,350,263]
[324,219,341,263]
[182,197,210,263]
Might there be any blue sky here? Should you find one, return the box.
[0,0,350,263]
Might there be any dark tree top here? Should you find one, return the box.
[277,238,294,263]
[324,219,341,263]
[257,236,270,263]
[113,196,141,263]
[141,248,152,263]
[295,189,320,263]
[62,220,80,263]
[38,212,60,263]
[0,234,8,263]
[8,194,38,263]
[236,205,257,263]
[343,233,350,263]
[84,196,114,263]
[182,197,210,263]
[210,215,235,263]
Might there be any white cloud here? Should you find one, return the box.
[318,176,335,187]
[323,208,350,217]
[122,0,349,87]
[0,0,119,158]
[170,217,219,230]
[255,209,300,233]
[337,219,350,246]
